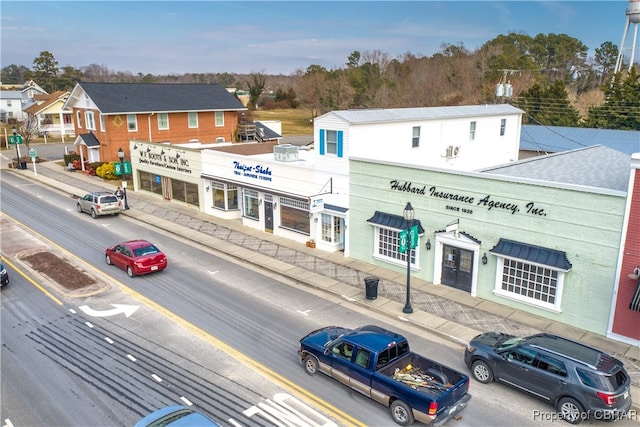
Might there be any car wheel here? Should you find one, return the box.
[471,360,494,384]
[77,204,83,213]
[127,266,134,278]
[557,397,584,424]
[91,209,97,219]
[105,254,112,265]
[303,355,318,375]
[113,213,119,216]
[390,400,414,426]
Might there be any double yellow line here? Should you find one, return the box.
[1,212,364,427]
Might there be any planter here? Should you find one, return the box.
[309,241,316,248]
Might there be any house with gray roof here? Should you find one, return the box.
[63,82,247,165]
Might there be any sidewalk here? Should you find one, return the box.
[4,160,640,404]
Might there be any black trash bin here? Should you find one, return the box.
[18,161,27,170]
[365,276,379,300]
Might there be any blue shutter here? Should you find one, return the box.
[319,129,325,155]
[337,130,344,158]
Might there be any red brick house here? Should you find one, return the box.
[63,82,247,164]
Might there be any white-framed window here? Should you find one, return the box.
[242,189,260,220]
[469,121,476,140]
[500,118,506,136]
[326,130,338,155]
[412,126,420,148]
[7,100,12,107]
[157,113,169,130]
[127,114,137,132]
[99,114,106,132]
[188,112,198,128]
[215,111,224,127]
[211,180,238,210]
[280,197,310,234]
[493,257,564,312]
[373,225,418,268]
[76,111,82,128]
[85,111,96,130]
[321,214,343,244]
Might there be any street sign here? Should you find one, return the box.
[9,135,23,145]
[114,161,132,176]
[29,148,37,158]
[399,225,419,254]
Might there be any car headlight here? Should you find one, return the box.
[466,343,475,352]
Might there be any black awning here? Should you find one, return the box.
[367,211,425,234]
[489,238,572,270]
[325,204,348,213]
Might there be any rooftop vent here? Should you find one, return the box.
[274,144,299,162]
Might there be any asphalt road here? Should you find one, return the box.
[2,171,638,427]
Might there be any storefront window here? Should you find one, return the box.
[497,258,561,308]
[211,181,238,210]
[170,179,199,206]
[321,214,342,244]
[243,189,259,220]
[375,227,416,266]
[280,197,310,234]
[138,171,163,196]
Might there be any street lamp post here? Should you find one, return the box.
[117,148,130,210]
[403,202,414,314]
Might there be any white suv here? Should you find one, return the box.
[77,191,121,218]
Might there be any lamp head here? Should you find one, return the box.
[117,147,124,160]
[403,202,414,221]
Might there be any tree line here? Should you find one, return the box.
[2,32,639,130]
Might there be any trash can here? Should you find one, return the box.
[18,161,27,170]
[365,276,379,300]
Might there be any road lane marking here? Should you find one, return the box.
[0,255,62,305]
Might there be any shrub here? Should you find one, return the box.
[95,162,118,180]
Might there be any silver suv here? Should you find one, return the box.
[464,332,632,424]
[77,191,121,218]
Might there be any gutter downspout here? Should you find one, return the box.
[148,113,155,142]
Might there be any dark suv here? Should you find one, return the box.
[464,332,632,424]
[77,191,121,218]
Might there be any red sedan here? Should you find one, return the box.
[105,240,167,277]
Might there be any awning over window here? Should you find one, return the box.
[490,238,572,270]
[630,280,640,312]
[325,204,348,213]
[367,211,425,234]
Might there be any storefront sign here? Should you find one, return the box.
[137,150,193,174]
[389,180,547,217]
[233,160,273,182]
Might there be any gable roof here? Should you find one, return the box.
[24,91,69,115]
[520,125,640,156]
[320,104,523,125]
[480,145,630,192]
[67,82,247,114]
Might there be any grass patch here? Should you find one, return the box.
[252,109,314,135]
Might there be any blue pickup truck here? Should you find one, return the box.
[298,325,471,426]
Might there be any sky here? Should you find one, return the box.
[1,1,636,76]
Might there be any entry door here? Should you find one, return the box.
[441,245,473,292]
[264,201,273,233]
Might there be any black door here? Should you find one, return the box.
[441,245,473,292]
[265,201,273,233]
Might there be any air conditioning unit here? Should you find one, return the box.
[446,145,454,157]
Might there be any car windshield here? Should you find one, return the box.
[496,336,525,352]
[134,245,160,257]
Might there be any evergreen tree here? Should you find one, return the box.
[585,68,640,130]
[32,51,59,92]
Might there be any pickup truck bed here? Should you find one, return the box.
[298,325,471,426]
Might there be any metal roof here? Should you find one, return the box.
[73,82,247,114]
[367,211,425,234]
[480,145,631,192]
[520,125,640,156]
[323,104,523,124]
[489,238,572,270]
